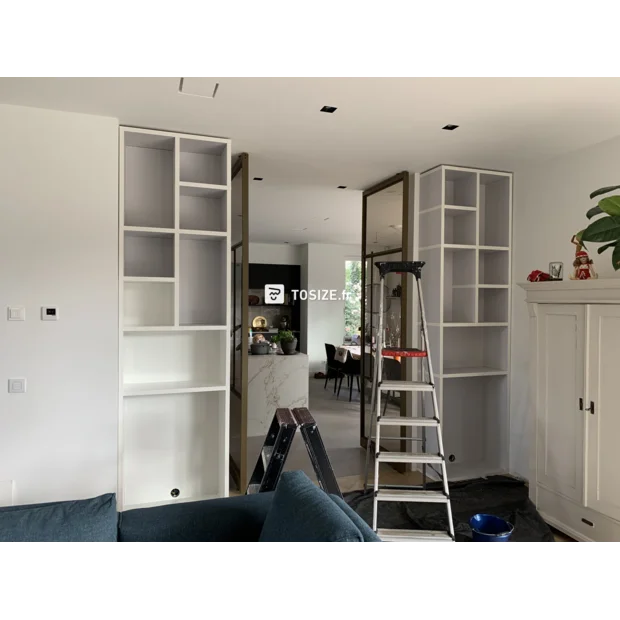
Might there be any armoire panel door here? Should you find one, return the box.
[537,304,585,502]
[586,305,620,521]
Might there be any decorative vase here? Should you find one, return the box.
[281,339,297,355]
[280,316,289,330]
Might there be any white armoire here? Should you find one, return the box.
[521,279,620,541]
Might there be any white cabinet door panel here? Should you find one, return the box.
[537,304,585,502]
[586,305,620,521]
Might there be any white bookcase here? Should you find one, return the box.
[119,127,230,510]
[418,165,512,480]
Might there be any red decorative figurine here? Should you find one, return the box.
[570,235,598,280]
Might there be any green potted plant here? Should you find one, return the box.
[271,329,298,355]
[578,184,620,270]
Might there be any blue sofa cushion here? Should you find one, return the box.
[119,491,274,542]
[259,471,364,542]
[330,495,381,541]
[0,493,117,542]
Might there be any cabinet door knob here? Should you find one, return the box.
[585,401,595,415]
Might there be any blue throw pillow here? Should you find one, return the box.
[259,471,364,542]
[0,493,117,542]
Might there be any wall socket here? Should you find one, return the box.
[41,306,58,321]
[8,378,26,393]
[7,307,25,321]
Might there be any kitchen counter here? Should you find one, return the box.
[246,352,309,478]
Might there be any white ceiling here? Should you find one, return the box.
[3,77,620,244]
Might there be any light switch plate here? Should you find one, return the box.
[7,306,25,321]
[41,306,58,321]
[8,378,26,393]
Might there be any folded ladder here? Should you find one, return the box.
[363,261,455,542]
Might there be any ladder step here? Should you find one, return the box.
[377,489,448,503]
[380,380,433,392]
[377,528,453,542]
[379,416,439,427]
[377,452,443,464]
[382,347,427,358]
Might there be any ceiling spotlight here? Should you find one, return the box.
[442,124,459,131]
[320,106,337,113]
[338,185,347,189]
[253,177,263,181]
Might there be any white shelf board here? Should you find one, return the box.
[123,494,219,511]
[479,245,509,252]
[124,276,175,283]
[180,182,227,198]
[478,284,509,289]
[124,381,227,396]
[124,325,227,332]
[441,366,508,378]
[445,205,477,214]
[444,244,477,252]
[453,285,476,289]
[124,226,175,238]
[180,229,227,241]
[430,322,509,327]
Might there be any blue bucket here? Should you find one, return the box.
[469,514,514,542]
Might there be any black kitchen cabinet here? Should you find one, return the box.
[249,263,300,293]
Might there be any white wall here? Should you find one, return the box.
[305,243,361,373]
[250,242,302,265]
[0,104,118,505]
[511,135,620,478]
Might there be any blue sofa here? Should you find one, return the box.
[0,471,380,542]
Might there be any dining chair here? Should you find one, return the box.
[337,350,361,402]
[324,343,344,393]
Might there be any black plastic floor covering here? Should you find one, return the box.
[344,475,555,542]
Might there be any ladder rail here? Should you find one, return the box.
[363,261,455,542]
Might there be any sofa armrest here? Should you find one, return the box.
[118,492,274,542]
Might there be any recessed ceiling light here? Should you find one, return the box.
[178,78,219,99]
[338,185,347,189]
[253,177,263,181]
[442,124,459,131]
[320,106,337,113]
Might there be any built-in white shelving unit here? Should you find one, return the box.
[119,127,231,510]
[418,165,512,481]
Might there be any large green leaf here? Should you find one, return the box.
[599,196,620,216]
[581,215,620,243]
[587,205,603,219]
[613,242,620,271]
[611,243,620,271]
[574,229,588,251]
[597,241,616,254]
[590,185,620,200]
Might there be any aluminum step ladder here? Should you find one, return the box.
[246,407,342,498]
[363,260,455,542]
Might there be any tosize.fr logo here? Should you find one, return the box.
[264,284,284,304]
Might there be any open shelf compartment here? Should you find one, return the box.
[443,247,476,323]
[478,287,509,323]
[479,174,510,247]
[123,330,226,394]
[445,168,477,208]
[179,138,228,186]
[444,208,477,246]
[124,229,174,278]
[479,248,509,286]
[180,236,227,326]
[124,131,174,229]
[180,183,227,232]
[122,391,225,508]
[440,375,507,479]
[442,325,508,376]
[124,281,174,328]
